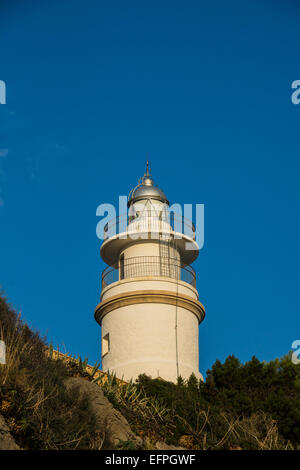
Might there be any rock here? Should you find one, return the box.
[65,377,142,449]
[0,414,20,450]
[155,441,186,450]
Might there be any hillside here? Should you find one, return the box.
[0,294,299,450]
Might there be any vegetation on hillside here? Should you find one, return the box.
[1,293,299,450]
[0,295,102,449]
[99,363,299,450]
[132,356,300,449]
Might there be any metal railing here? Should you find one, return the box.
[103,210,196,241]
[102,256,196,289]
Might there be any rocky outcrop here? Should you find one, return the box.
[155,441,186,450]
[65,377,142,449]
[0,414,20,450]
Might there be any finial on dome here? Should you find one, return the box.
[146,154,151,176]
[127,159,169,207]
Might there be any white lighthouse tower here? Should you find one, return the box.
[95,164,205,382]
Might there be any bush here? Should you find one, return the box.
[203,354,300,445]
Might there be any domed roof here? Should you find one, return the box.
[128,164,169,207]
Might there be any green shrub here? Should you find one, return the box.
[203,354,300,445]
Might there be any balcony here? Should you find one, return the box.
[101,256,196,290]
[103,210,196,241]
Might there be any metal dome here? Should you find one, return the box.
[128,163,169,207]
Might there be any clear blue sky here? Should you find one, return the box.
[0,0,300,376]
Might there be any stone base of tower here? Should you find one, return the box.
[103,361,203,383]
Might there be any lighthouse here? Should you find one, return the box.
[95,164,205,382]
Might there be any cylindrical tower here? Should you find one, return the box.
[95,165,205,382]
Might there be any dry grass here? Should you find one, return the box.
[0,314,31,385]
[0,295,103,450]
[174,408,296,450]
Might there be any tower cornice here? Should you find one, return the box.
[95,289,205,326]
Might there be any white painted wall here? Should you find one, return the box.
[101,302,202,382]
[121,242,160,258]
[101,278,198,302]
